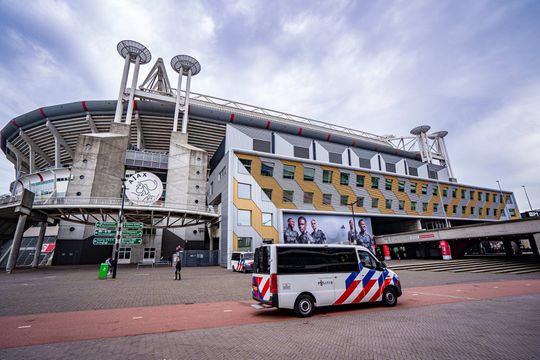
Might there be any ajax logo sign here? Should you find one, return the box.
[125,172,163,205]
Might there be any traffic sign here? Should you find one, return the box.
[123,222,143,229]
[96,221,117,228]
[95,229,117,237]
[121,237,142,245]
[93,238,116,245]
[121,229,143,237]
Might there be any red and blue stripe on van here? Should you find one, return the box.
[333,268,397,305]
[252,276,270,301]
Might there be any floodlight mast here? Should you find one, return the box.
[171,55,201,133]
[113,40,152,124]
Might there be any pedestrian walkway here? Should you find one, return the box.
[389,257,540,274]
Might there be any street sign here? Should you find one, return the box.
[121,229,143,237]
[122,222,143,229]
[121,237,142,245]
[96,221,117,228]
[93,238,116,245]
[95,229,117,237]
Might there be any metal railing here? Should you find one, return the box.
[0,194,22,206]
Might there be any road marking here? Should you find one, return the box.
[22,283,29,286]
[132,316,143,320]
[493,286,499,289]
[18,325,31,329]
[411,291,479,301]
[412,293,419,296]
[224,310,233,312]
[135,274,149,276]
[455,289,463,292]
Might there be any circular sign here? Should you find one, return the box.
[124,172,163,205]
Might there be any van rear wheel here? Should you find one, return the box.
[294,294,315,317]
[382,287,397,307]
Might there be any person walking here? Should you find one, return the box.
[174,258,182,280]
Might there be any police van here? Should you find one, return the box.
[230,251,254,272]
[251,244,402,317]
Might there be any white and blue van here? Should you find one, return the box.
[252,244,402,317]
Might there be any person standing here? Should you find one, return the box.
[175,258,182,280]
[297,216,313,244]
[357,218,375,253]
[310,219,327,244]
[284,217,299,243]
[347,219,358,244]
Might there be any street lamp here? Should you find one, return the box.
[496,180,510,219]
[112,179,127,279]
[522,185,533,210]
[347,200,358,244]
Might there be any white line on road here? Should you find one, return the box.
[132,316,144,320]
[409,291,479,301]
[18,325,32,329]
[224,310,233,312]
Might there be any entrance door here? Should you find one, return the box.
[118,247,131,264]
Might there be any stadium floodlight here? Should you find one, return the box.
[170,55,201,133]
[114,40,152,124]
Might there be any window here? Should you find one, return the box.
[372,198,379,208]
[399,200,405,210]
[276,247,359,274]
[218,167,226,180]
[358,250,378,270]
[385,179,393,190]
[452,205,457,214]
[433,203,439,212]
[478,208,483,216]
[340,195,349,206]
[398,181,405,192]
[470,190,475,199]
[323,194,332,205]
[253,139,271,153]
[294,146,310,159]
[485,193,490,202]
[428,170,438,179]
[486,208,490,216]
[470,207,475,215]
[510,208,517,216]
[283,190,294,203]
[452,189,457,198]
[261,162,274,176]
[433,187,438,196]
[143,247,156,260]
[410,183,417,194]
[359,158,371,169]
[262,188,272,201]
[356,197,364,207]
[462,206,467,214]
[409,167,418,176]
[237,209,251,226]
[478,191,483,201]
[421,184,428,195]
[443,204,448,213]
[118,247,131,260]
[356,175,365,187]
[494,209,498,217]
[386,199,393,209]
[422,202,428,212]
[262,213,273,226]
[371,177,379,189]
[329,152,342,164]
[283,165,295,179]
[461,190,466,199]
[238,183,251,199]
[304,192,313,204]
[411,201,417,211]
[386,163,396,173]
[238,237,252,251]
[209,182,213,195]
[239,158,252,174]
[443,188,448,197]
[323,170,333,183]
[304,167,315,181]
[340,172,350,185]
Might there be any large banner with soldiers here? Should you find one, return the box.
[282,213,374,252]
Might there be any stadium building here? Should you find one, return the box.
[0,41,520,269]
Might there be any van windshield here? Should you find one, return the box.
[253,247,269,274]
[243,253,254,260]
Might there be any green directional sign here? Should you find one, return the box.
[122,222,143,229]
[121,229,143,237]
[93,238,116,245]
[96,221,117,228]
[95,229,117,237]
[121,237,142,245]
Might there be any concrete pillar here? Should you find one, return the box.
[440,240,452,260]
[529,234,540,255]
[503,239,514,257]
[32,222,47,268]
[6,214,28,273]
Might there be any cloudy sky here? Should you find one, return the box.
[0,0,539,211]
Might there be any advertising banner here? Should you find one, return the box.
[282,212,374,250]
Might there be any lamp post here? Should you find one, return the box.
[522,185,533,211]
[347,200,358,244]
[496,180,509,219]
[112,179,126,279]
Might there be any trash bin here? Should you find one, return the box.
[98,263,109,280]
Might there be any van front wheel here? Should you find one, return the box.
[294,294,315,317]
[382,287,397,307]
